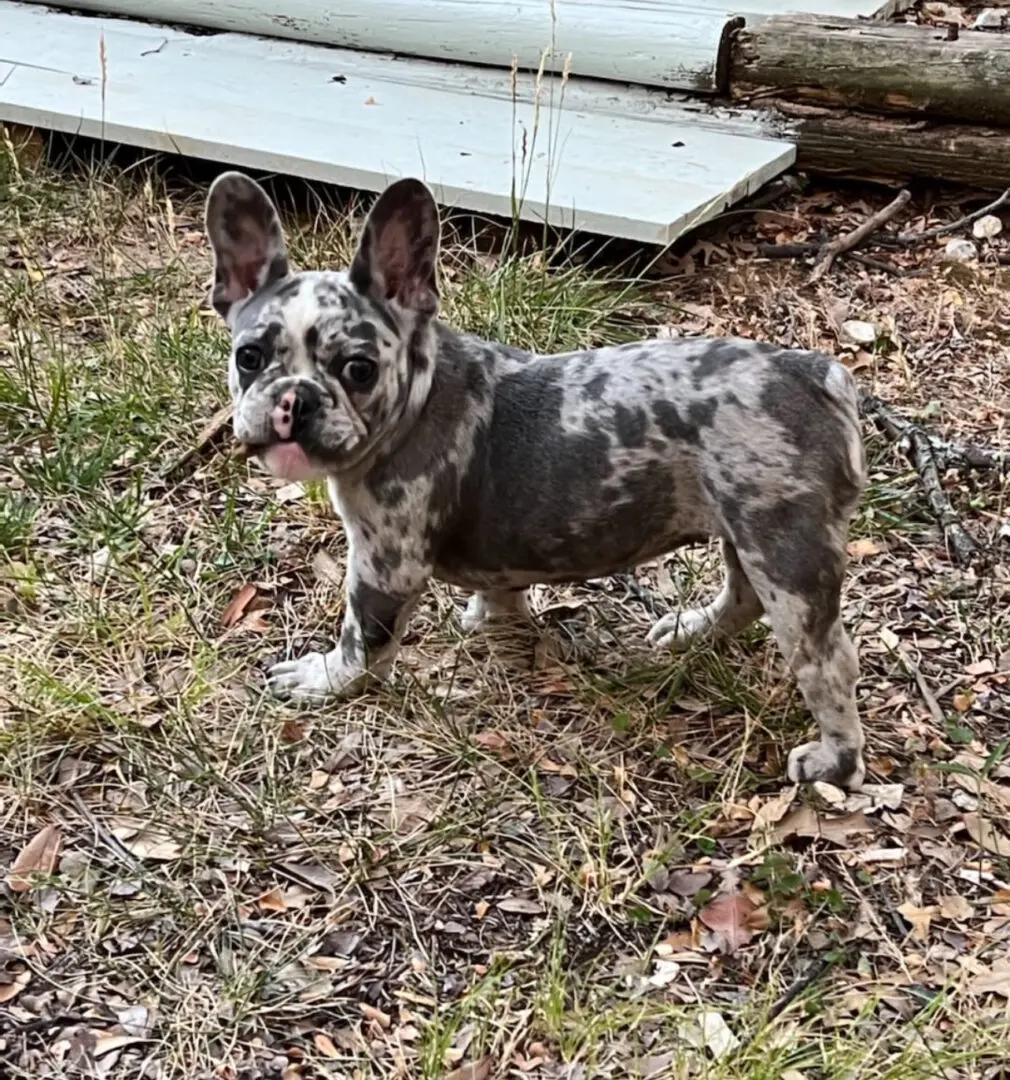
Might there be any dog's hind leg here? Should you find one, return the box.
[460,588,531,633]
[732,526,865,791]
[647,539,764,649]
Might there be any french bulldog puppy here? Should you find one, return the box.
[204,172,868,789]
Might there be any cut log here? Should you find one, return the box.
[750,101,1010,191]
[730,15,1010,127]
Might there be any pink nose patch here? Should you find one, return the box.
[271,389,298,440]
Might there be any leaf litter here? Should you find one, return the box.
[1,150,1009,1078]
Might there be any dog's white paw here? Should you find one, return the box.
[787,741,866,791]
[267,651,366,703]
[646,608,714,650]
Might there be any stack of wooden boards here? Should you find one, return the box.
[1,0,1006,243]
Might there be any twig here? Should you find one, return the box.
[861,394,981,566]
[809,189,912,282]
[893,186,1010,247]
[160,402,235,482]
[859,393,1009,474]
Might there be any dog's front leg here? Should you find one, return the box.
[268,558,428,704]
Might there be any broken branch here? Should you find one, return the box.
[860,394,982,566]
[809,189,911,282]
[893,186,1010,247]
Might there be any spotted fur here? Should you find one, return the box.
[204,172,869,790]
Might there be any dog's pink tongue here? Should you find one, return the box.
[260,442,320,482]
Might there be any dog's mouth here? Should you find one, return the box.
[232,437,328,482]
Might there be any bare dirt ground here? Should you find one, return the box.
[1,128,1009,1079]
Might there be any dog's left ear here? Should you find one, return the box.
[204,171,290,323]
[350,178,440,318]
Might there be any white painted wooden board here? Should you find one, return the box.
[0,2,796,244]
[19,0,895,93]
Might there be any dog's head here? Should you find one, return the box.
[204,172,441,481]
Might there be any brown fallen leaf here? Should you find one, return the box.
[0,969,31,1003]
[897,902,937,941]
[445,1058,493,1080]
[313,1032,340,1059]
[312,550,344,589]
[121,831,183,862]
[473,730,509,752]
[750,785,798,834]
[257,888,288,913]
[963,812,1010,857]
[359,1002,391,1029]
[498,897,544,915]
[970,963,1010,998]
[769,805,874,846]
[847,537,883,559]
[698,892,766,954]
[221,583,258,629]
[939,893,973,921]
[7,823,62,893]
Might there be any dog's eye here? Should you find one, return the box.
[340,357,378,393]
[235,345,266,374]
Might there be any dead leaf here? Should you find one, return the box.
[473,730,509,752]
[7,824,63,892]
[897,902,937,941]
[312,551,344,589]
[750,786,798,833]
[939,894,973,921]
[0,969,31,1003]
[280,718,308,743]
[220,583,257,629]
[698,892,764,954]
[698,1010,739,1060]
[965,659,995,676]
[474,899,490,920]
[970,963,1010,998]
[257,888,288,913]
[952,691,974,713]
[359,1002,391,1029]
[498,897,544,915]
[445,1058,493,1080]
[118,830,182,861]
[769,805,875,846]
[313,1032,340,1059]
[667,869,713,897]
[847,537,883,559]
[94,1033,149,1058]
[964,812,1010,857]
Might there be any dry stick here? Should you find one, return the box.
[860,393,1009,474]
[893,186,1010,247]
[809,189,912,282]
[861,394,981,566]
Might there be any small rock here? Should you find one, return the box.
[840,319,877,346]
[974,7,1008,29]
[941,238,977,263]
[972,214,1003,240]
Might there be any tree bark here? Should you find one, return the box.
[730,15,1010,127]
[748,100,1010,191]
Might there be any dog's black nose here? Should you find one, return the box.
[272,381,321,441]
[290,381,321,431]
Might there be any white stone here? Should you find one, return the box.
[941,238,978,263]
[972,213,1003,239]
[840,319,877,345]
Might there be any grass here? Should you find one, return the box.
[2,130,1010,1080]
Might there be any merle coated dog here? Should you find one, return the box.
[204,172,868,790]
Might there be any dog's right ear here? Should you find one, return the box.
[204,172,289,323]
